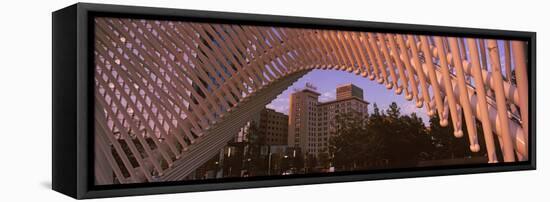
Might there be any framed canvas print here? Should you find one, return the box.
[52,3,536,199]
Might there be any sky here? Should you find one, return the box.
[265,69,431,126]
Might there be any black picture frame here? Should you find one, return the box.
[52,2,536,199]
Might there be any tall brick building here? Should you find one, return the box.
[258,108,289,145]
[288,84,369,157]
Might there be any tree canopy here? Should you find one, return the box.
[329,101,490,171]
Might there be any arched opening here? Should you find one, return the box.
[175,69,506,180]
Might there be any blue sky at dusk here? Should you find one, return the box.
[265,69,431,126]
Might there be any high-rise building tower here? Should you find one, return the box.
[288,87,320,152]
[259,108,289,145]
[336,84,364,100]
[288,83,369,158]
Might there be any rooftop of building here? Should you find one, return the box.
[295,88,321,96]
[336,83,361,88]
[318,96,370,106]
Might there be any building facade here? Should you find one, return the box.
[288,87,321,154]
[259,108,289,145]
[288,84,369,157]
[336,83,364,100]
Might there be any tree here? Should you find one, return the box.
[317,152,331,169]
[330,102,440,170]
[386,102,401,119]
[372,103,381,116]
[329,112,385,171]
[428,112,489,162]
[328,101,494,172]
[243,122,268,176]
[305,154,318,172]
